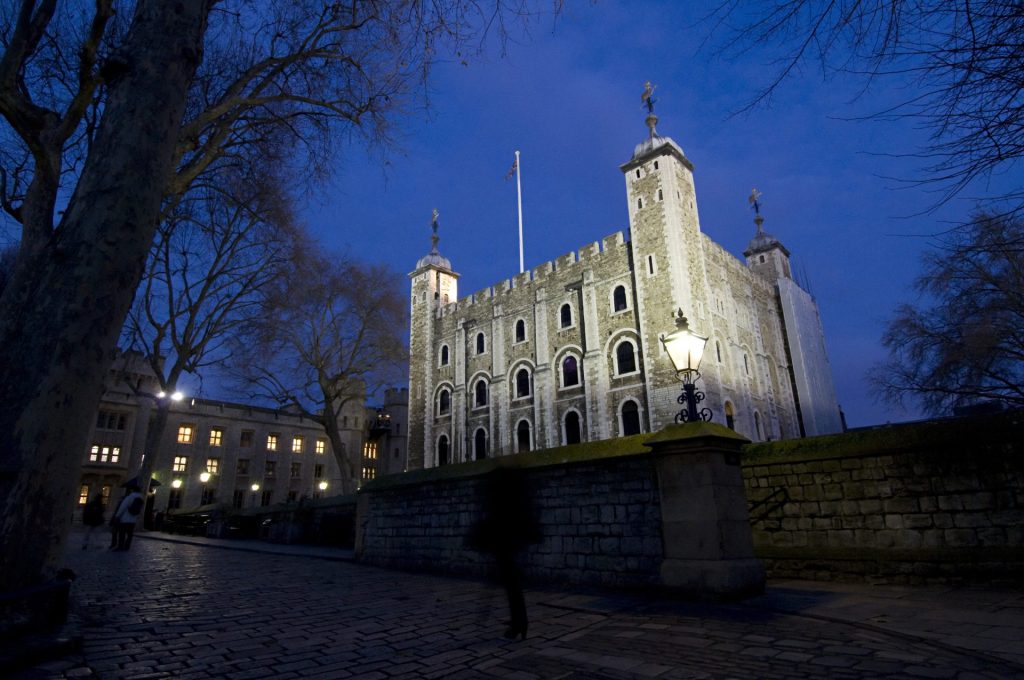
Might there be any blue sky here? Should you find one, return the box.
[300,1,1021,428]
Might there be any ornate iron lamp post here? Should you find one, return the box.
[660,309,713,423]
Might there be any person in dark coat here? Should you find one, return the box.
[81,492,105,550]
[469,467,541,640]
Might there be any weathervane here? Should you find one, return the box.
[430,208,440,251]
[748,188,762,215]
[641,81,659,137]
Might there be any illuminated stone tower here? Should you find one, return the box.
[406,212,459,470]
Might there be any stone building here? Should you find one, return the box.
[76,352,408,515]
[406,113,842,469]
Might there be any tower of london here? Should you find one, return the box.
[406,112,842,470]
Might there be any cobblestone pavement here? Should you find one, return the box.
[15,534,1024,679]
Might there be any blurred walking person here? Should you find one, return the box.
[110,481,144,551]
[81,492,105,550]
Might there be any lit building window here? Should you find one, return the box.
[177,424,194,444]
[363,441,377,460]
[292,436,304,453]
[79,485,89,505]
[209,428,223,447]
[362,466,376,481]
[206,458,219,475]
[89,445,120,463]
[267,433,279,451]
[173,456,188,472]
[315,439,326,455]
[101,485,111,504]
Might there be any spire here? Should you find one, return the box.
[743,189,790,258]
[415,208,452,271]
[641,81,658,138]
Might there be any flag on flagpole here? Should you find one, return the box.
[505,157,518,180]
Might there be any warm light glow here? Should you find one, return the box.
[171,479,183,489]
[199,471,211,483]
[156,391,166,399]
[171,391,184,401]
[251,483,260,492]
[318,481,328,491]
[661,310,708,374]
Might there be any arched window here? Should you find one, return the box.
[613,285,627,312]
[515,368,531,398]
[564,411,581,445]
[562,356,579,387]
[754,412,762,440]
[516,420,532,453]
[437,435,449,466]
[474,379,488,407]
[615,341,637,375]
[515,319,526,343]
[560,303,572,328]
[438,389,450,416]
[621,400,641,436]
[476,332,485,355]
[440,345,449,366]
[474,428,487,461]
[725,401,735,430]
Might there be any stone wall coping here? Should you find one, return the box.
[757,545,1024,563]
[743,411,1023,467]
[646,422,750,450]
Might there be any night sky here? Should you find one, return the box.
[298,3,1017,427]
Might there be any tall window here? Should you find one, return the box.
[240,430,253,447]
[205,458,219,474]
[716,341,722,363]
[173,456,188,472]
[168,489,182,510]
[474,428,487,461]
[744,354,750,375]
[475,379,488,407]
[261,490,273,507]
[209,428,223,447]
[615,341,637,375]
[725,402,735,430]
[290,462,301,479]
[232,490,245,509]
[438,388,451,415]
[267,433,279,451]
[515,368,531,398]
[515,319,526,343]
[754,412,762,440]
[440,344,450,366]
[78,485,89,505]
[363,441,378,460]
[621,400,641,436]
[265,461,276,477]
[476,332,485,354]
[613,285,627,312]
[292,436,304,453]
[438,435,450,466]
[315,438,326,455]
[177,424,194,444]
[314,464,324,479]
[516,420,531,453]
[562,356,579,387]
[96,411,126,430]
[237,459,249,475]
[559,303,572,328]
[564,411,581,445]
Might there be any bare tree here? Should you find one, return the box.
[873,212,1024,413]
[235,253,407,495]
[707,1,1024,211]
[121,168,300,505]
[0,0,550,590]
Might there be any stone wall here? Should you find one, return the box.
[357,436,666,587]
[742,411,1024,583]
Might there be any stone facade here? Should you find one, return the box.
[76,353,408,515]
[407,119,842,469]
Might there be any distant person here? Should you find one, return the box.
[468,467,541,640]
[81,492,105,550]
[110,481,144,551]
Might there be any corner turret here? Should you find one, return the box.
[743,189,792,281]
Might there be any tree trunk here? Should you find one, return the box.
[0,2,213,590]
[322,400,357,495]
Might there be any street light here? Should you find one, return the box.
[171,479,183,489]
[318,481,328,492]
[250,482,260,507]
[199,470,211,505]
[661,309,713,423]
[156,390,185,402]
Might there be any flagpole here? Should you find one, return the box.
[515,150,524,273]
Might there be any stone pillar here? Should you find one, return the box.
[646,422,764,599]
